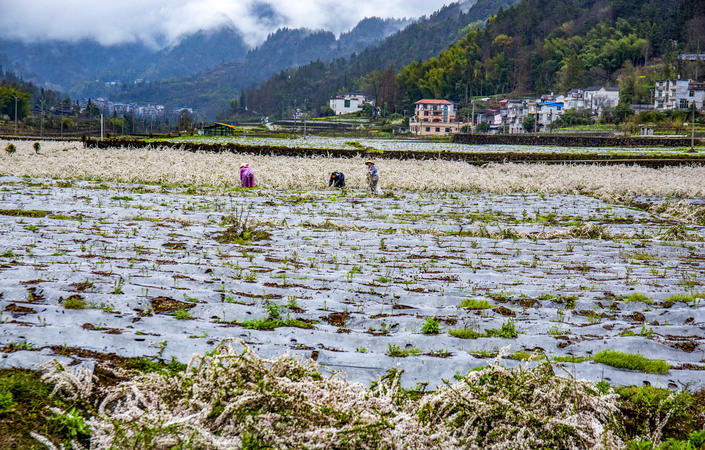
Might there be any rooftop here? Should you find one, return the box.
[415,99,454,105]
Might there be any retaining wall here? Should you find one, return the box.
[452,133,704,148]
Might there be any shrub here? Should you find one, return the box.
[594,350,670,374]
[421,317,440,335]
[215,207,271,244]
[616,385,703,442]
[4,143,16,155]
[33,142,40,154]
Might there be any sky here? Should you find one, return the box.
[0,0,455,48]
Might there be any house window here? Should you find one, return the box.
[426,127,430,132]
[435,128,440,132]
[344,99,350,107]
[680,99,689,109]
[690,90,695,97]
[445,128,451,132]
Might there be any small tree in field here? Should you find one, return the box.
[5,143,16,155]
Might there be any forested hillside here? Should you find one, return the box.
[246,0,703,118]
[244,0,519,117]
[397,0,703,106]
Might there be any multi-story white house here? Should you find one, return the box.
[564,89,589,110]
[583,87,620,113]
[409,99,462,136]
[504,99,528,133]
[536,101,565,128]
[654,79,705,111]
[329,93,372,115]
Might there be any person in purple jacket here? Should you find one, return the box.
[240,163,255,188]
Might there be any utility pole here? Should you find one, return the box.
[40,99,46,137]
[100,113,104,140]
[13,93,18,135]
[534,105,538,134]
[471,99,475,133]
[692,102,696,152]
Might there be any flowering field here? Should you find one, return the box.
[1,139,705,447]
[2,139,705,198]
[158,134,701,155]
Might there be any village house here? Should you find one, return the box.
[329,93,372,115]
[654,79,705,111]
[583,87,620,113]
[409,99,462,136]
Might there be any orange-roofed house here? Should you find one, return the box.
[409,99,462,136]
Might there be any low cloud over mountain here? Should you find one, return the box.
[1,0,450,48]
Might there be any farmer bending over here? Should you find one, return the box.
[240,163,255,188]
[329,171,345,188]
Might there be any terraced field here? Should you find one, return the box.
[1,175,704,389]
[161,134,704,155]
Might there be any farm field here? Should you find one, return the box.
[157,134,705,155]
[2,139,705,447]
[1,171,704,388]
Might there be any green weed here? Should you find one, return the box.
[421,317,440,335]
[460,298,494,309]
[448,328,482,339]
[594,350,669,374]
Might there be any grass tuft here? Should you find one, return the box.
[594,350,670,374]
[460,298,495,309]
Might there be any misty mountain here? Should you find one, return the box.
[0,13,410,111]
[245,0,517,117]
[337,17,413,56]
[88,16,413,117]
[0,39,153,91]
[0,25,250,93]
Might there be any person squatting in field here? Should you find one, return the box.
[366,161,379,193]
[329,171,345,188]
[240,163,255,187]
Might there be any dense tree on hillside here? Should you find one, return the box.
[395,0,698,111]
[1,71,69,114]
[0,87,31,120]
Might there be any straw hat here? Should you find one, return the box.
[240,163,248,168]
[365,161,374,165]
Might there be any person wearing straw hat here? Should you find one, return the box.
[240,163,255,188]
[365,161,379,194]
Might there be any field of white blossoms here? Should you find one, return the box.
[165,134,703,155]
[1,138,704,448]
[2,139,705,198]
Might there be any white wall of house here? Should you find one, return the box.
[329,94,370,115]
[584,88,619,113]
